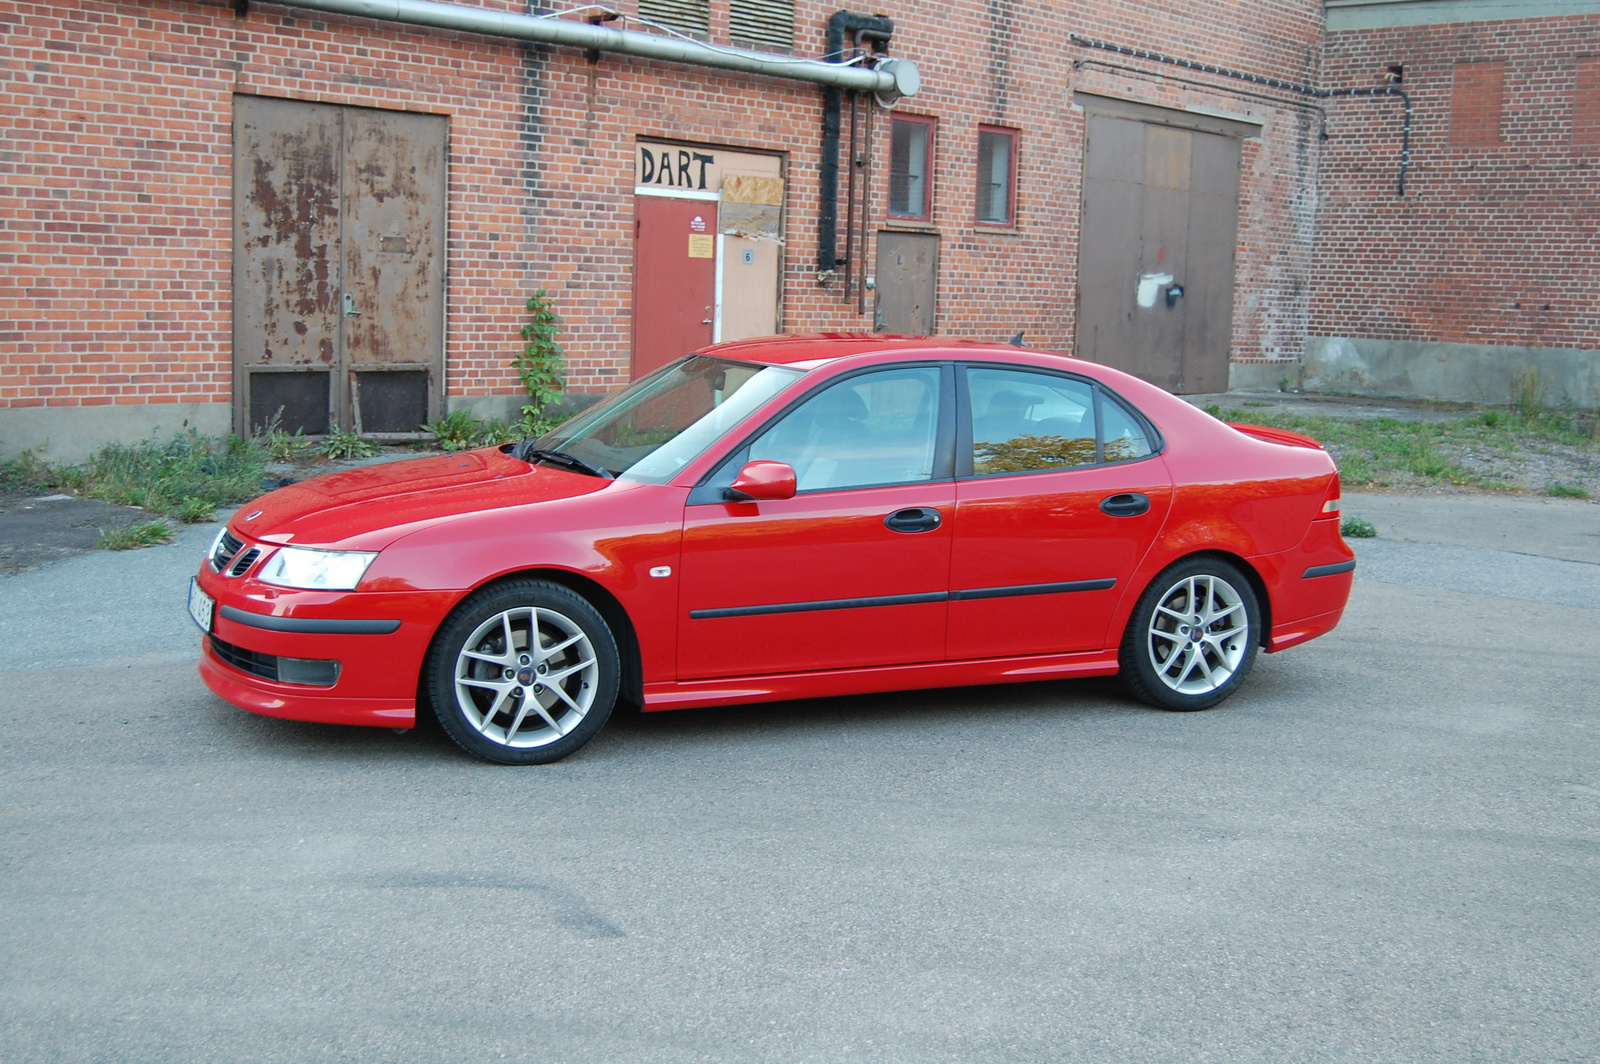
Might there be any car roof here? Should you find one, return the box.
[700,334,1073,368]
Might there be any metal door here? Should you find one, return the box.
[233,96,446,436]
[1075,114,1241,394]
[633,195,718,378]
[874,231,938,335]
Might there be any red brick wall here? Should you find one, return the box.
[1314,14,1600,351]
[3,0,1327,421]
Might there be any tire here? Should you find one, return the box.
[1119,557,1260,712]
[427,580,620,764]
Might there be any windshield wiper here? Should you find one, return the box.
[517,445,613,480]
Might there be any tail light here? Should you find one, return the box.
[1318,472,1342,517]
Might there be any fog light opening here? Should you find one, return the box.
[277,657,341,687]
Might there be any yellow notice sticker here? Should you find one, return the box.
[688,234,714,258]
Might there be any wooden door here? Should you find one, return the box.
[874,231,938,335]
[1075,113,1241,394]
[233,96,446,436]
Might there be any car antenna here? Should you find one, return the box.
[1009,331,1026,346]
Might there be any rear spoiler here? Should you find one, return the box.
[1226,422,1326,450]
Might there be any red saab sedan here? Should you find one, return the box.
[189,337,1354,764]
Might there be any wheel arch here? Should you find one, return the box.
[1137,549,1273,648]
[426,567,645,711]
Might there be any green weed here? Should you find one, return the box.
[1340,516,1377,538]
[321,428,380,461]
[1547,483,1592,499]
[96,520,175,551]
[69,431,267,521]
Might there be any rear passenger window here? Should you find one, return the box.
[964,367,1153,475]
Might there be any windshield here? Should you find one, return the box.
[536,356,804,483]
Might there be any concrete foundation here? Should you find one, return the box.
[0,403,233,464]
[1304,337,1600,408]
[1228,361,1303,393]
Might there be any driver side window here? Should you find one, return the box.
[748,367,942,491]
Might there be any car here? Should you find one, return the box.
[189,336,1355,764]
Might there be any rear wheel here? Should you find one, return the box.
[428,581,619,764]
[1120,558,1259,711]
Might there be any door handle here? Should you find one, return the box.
[342,292,360,318]
[1100,493,1151,517]
[884,507,942,534]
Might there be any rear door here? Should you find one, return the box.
[678,365,954,679]
[947,365,1173,657]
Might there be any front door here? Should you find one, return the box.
[678,366,953,679]
[1075,110,1242,394]
[233,96,446,436]
[632,194,718,379]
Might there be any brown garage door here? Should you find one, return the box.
[1075,97,1252,394]
[233,96,446,436]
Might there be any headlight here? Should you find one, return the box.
[257,547,379,591]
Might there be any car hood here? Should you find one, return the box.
[232,448,610,551]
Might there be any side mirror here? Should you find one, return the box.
[725,460,796,501]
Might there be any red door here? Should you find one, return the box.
[633,195,717,379]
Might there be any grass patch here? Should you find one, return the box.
[321,427,380,461]
[1340,516,1377,538]
[1217,406,1595,490]
[1547,483,1593,499]
[424,410,518,452]
[96,520,175,551]
[0,451,59,495]
[58,431,269,521]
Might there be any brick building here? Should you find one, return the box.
[2,0,1596,460]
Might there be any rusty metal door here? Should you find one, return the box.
[233,96,446,436]
[874,231,938,335]
[1075,113,1240,394]
[632,194,718,379]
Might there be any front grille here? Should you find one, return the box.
[208,634,277,681]
[227,547,261,577]
[212,531,244,572]
[212,531,261,577]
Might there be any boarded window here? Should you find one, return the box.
[730,0,792,50]
[1450,61,1504,148]
[1576,57,1600,150]
[976,126,1017,227]
[889,115,935,220]
[639,0,709,37]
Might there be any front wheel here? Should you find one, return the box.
[1120,558,1260,712]
[427,580,620,764]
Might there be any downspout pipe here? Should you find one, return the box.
[271,0,919,96]
[819,11,895,275]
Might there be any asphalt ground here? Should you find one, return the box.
[2,492,1598,1062]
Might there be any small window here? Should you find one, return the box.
[749,367,941,491]
[964,367,1154,475]
[639,0,709,37]
[730,0,793,50]
[889,115,935,221]
[976,126,1017,228]
[968,368,1097,475]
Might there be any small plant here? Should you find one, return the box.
[175,496,218,523]
[514,288,567,433]
[1341,516,1377,538]
[1547,483,1592,499]
[96,520,175,551]
[69,430,267,519]
[259,417,314,462]
[1477,409,1503,427]
[0,450,59,495]
[322,428,380,461]
[1511,366,1547,419]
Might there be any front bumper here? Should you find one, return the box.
[193,560,458,729]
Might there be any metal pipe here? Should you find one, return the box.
[274,0,915,94]
[818,11,896,275]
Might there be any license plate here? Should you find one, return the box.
[188,578,214,634]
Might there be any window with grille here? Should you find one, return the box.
[888,114,935,221]
[976,125,1018,228]
[639,0,709,37]
[730,0,793,50]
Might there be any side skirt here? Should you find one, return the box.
[643,651,1123,712]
